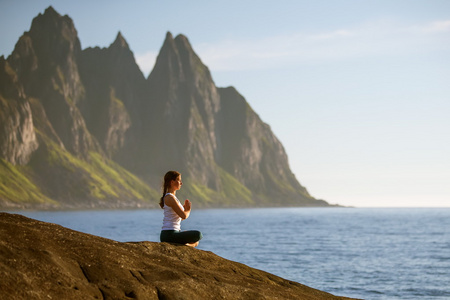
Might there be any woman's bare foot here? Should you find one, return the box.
[186,241,199,247]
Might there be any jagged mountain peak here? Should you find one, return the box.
[111,31,130,50]
[23,6,81,70]
[158,32,195,57]
[152,31,213,85]
[30,6,77,39]
[44,5,59,16]
[158,31,177,55]
[173,33,193,50]
[164,31,174,41]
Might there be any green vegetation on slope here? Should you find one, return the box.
[88,151,159,202]
[218,167,253,205]
[0,159,56,206]
[44,132,158,202]
[182,166,253,207]
[3,131,160,208]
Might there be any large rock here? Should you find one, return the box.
[0,213,354,299]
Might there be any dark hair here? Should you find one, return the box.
[159,171,181,209]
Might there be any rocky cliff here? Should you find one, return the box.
[0,6,328,209]
[0,58,38,165]
[0,213,353,299]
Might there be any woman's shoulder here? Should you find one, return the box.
[164,193,178,204]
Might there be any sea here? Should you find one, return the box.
[11,207,450,300]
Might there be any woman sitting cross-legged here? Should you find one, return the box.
[159,171,203,247]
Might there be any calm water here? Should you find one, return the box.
[12,208,450,300]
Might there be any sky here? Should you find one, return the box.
[1,0,449,207]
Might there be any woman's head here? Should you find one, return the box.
[159,171,181,208]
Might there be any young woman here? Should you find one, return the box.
[159,171,203,247]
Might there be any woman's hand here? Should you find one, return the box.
[164,195,190,219]
[183,199,191,212]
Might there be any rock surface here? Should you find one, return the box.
[0,213,354,299]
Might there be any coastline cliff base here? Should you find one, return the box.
[0,213,356,299]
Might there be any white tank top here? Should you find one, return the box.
[162,193,182,231]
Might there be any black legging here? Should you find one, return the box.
[160,230,203,244]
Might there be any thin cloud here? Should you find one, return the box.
[309,29,355,40]
[412,20,450,33]
[193,19,450,71]
[134,19,449,75]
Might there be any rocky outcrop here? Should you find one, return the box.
[144,32,222,189]
[144,33,324,206]
[7,6,98,157]
[78,32,145,158]
[0,58,38,165]
[216,86,318,205]
[0,7,158,209]
[0,6,330,209]
[0,213,353,299]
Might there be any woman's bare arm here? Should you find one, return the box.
[164,195,191,219]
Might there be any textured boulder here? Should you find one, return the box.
[0,213,354,299]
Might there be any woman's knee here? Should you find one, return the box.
[192,230,203,241]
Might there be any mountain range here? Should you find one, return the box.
[0,6,329,209]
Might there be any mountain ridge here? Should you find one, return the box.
[0,6,329,209]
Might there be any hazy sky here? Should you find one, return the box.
[1,1,449,207]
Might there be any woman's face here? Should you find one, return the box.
[172,176,182,191]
